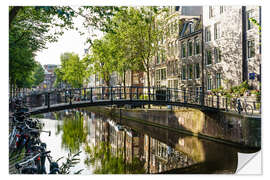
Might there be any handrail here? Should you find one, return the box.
[10,86,261,116]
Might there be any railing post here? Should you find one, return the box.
[253,101,256,110]
[111,87,113,102]
[183,89,187,103]
[168,88,171,102]
[200,92,204,106]
[119,87,122,99]
[130,87,133,101]
[211,96,214,107]
[84,88,86,101]
[225,97,228,111]
[136,87,139,100]
[69,89,72,105]
[47,92,50,109]
[217,95,219,109]
[90,87,93,103]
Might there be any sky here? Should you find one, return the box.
[35,14,103,66]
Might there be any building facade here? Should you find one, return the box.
[203,6,261,91]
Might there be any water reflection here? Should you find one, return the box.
[55,111,88,153]
[40,109,258,174]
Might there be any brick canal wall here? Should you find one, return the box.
[85,106,261,148]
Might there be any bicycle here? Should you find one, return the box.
[231,98,253,115]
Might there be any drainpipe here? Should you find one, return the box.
[200,15,205,106]
[242,6,248,83]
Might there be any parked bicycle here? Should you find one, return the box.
[231,98,253,115]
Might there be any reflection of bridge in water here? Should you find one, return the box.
[13,86,259,115]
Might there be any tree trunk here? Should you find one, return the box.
[147,66,151,109]
[9,6,22,27]
[123,70,126,99]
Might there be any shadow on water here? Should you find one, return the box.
[41,108,259,174]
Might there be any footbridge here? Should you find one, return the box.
[11,86,260,115]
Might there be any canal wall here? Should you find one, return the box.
[85,107,261,149]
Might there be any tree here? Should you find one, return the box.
[107,7,167,101]
[57,52,88,88]
[84,36,118,87]
[32,62,45,87]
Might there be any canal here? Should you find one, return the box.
[38,108,259,174]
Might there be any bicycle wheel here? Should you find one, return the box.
[245,104,253,115]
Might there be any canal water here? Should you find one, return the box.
[38,108,259,174]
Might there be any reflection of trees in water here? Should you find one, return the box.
[56,111,88,153]
[84,142,145,174]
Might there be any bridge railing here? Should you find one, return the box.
[13,86,260,115]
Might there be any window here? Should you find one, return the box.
[189,23,195,34]
[181,42,186,58]
[188,40,193,56]
[247,10,254,30]
[161,52,165,63]
[195,37,200,55]
[205,27,211,42]
[209,6,214,18]
[195,63,200,79]
[214,23,220,40]
[220,6,224,14]
[182,66,186,80]
[207,75,212,90]
[162,68,167,80]
[214,47,221,63]
[216,73,222,89]
[156,52,160,64]
[188,64,193,80]
[247,40,255,58]
[206,50,212,65]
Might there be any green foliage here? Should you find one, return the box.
[32,61,45,86]
[84,142,145,174]
[56,52,88,88]
[9,6,76,92]
[59,111,88,153]
[57,151,83,174]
